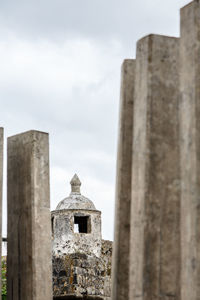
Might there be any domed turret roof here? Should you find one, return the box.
[56,174,96,211]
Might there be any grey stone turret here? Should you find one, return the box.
[52,175,112,299]
[51,175,101,257]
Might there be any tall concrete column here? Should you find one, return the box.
[112,59,135,300]
[7,130,52,300]
[179,1,200,299]
[0,128,3,296]
[129,35,180,300]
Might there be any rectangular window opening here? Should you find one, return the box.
[74,216,90,233]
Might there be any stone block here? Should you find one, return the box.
[111,59,135,300]
[129,35,180,300]
[179,1,200,299]
[7,130,52,300]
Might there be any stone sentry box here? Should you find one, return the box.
[52,209,102,257]
[52,174,112,299]
[51,174,102,257]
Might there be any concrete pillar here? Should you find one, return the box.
[179,1,200,299]
[7,130,52,300]
[112,59,135,300]
[0,128,3,295]
[129,35,180,300]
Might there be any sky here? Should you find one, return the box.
[0,0,190,242]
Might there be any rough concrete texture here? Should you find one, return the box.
[0,128,3,295]
[179,1,200,299]
[53,240,112,299]
[7,130,52,300]
[111,60,135,300]
[129,35,180,300]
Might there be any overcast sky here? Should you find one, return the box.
[0,0,189,241]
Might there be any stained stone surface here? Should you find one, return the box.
[53,240,112,299]
[111,59,135,300]
[52,209,102,257]
[0,128,3,295]
[56,195,96,211]
[54,297,109,300]
[52,176,102,257]
[7,130,52,300]
[52,176,112,299]
[179,1,200,299]
[129,35,180,300]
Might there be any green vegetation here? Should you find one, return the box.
[2,257,7,299]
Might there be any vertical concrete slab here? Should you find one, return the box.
[179,1,200,299]
[129,35,180,300]
[111,59,135,300]
[0,128,3,296]
[7,130,52,300]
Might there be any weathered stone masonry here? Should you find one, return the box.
[52,175,112,300]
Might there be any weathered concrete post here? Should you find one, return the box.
[129,35,180,300]
[111,60,135,300]
[179,1,200,299]
[7,130,52,300]
[0,128,3,296]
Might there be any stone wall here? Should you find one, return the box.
[53,240,112,299]
[53,296,109,300]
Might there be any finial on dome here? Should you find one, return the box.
[70,174,81,194]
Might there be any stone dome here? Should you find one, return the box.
[56,174,96,211]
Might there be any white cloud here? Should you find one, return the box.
[0,34,123,240]
[0,0,192,243]
[0,0,190,44]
